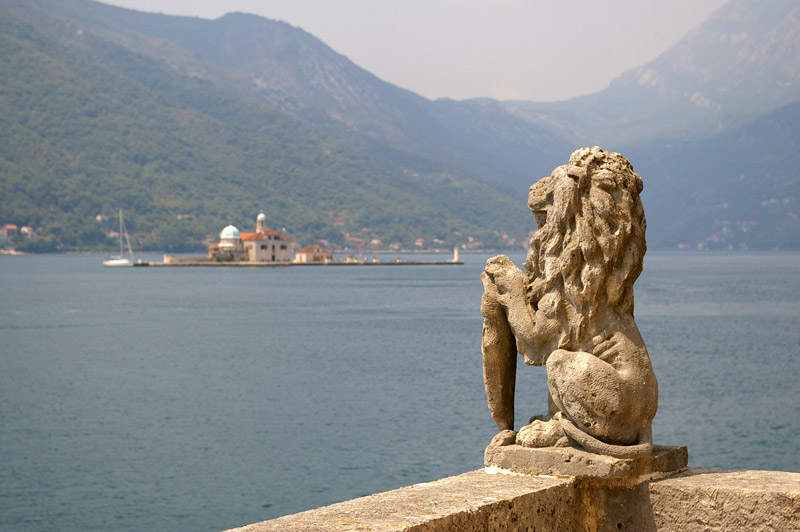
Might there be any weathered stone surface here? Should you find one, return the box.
[223,470,576,532]
[485,443,688,481]
[649,468,800,531]
[223,468,799,532]
[481,146,659,461]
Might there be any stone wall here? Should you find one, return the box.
[223,468,799,532]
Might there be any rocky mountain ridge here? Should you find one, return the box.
[506,0,800,146]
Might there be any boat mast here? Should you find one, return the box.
[118,209,124,256]
[120,210,134,260]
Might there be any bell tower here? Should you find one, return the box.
[256,212,267,234]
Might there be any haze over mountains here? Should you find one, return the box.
[0,0,797,251]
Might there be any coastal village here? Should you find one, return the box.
[0,224,35,253]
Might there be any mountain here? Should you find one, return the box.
[632,100,800,250]
[85,6,572,191]
[0,0,797,251]
[505,0,800,146]
[0,0,528,252]
[2,0,572,193]
[502,0,800,249]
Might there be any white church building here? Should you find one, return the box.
[207,212,292,262]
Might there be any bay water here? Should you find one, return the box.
[1,252,798,532]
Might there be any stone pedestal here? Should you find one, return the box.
[485,444,688,481]
[484,444,689,531]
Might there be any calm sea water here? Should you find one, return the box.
[1,252,798,532]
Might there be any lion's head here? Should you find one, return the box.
[523,146,646,352]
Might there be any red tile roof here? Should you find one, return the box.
[297,245,331,254]
[240,230,293,242]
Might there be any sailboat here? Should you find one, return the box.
[103,209,136,267]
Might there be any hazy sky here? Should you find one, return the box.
[99,0,729,102]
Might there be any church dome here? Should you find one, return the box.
[257,212,266,221]
[219,225,241,247]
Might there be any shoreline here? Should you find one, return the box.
[147,260,464,267]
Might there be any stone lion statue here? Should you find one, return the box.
[481,146,657,458]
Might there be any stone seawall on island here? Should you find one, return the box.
[146,257,463,267]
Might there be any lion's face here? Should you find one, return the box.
[528,175,554,230]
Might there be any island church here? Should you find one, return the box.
[208,212,292,262]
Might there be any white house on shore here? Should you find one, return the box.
[295,245,333,263]
[207,212,292,262]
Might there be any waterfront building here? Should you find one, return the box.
[207,212,292,262]
[295,245,332,263]
[1,224,18,242]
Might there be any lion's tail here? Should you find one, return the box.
[556,412,653,459]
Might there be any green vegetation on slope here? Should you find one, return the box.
[0,7,527,252]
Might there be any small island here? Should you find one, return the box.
[150,212,463,267]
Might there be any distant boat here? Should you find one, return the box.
[103,210,136,267]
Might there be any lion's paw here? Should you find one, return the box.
[484,256,525,296]
[488,429,518,448]
[516,419,566,448]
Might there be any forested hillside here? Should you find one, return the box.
[0,4,525,252]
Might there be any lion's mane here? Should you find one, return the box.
[524,147,646,350]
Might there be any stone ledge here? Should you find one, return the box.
[223,467,800,532]
[485,443,688,481]
[224,470,576,532]
[649,468,800,531]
